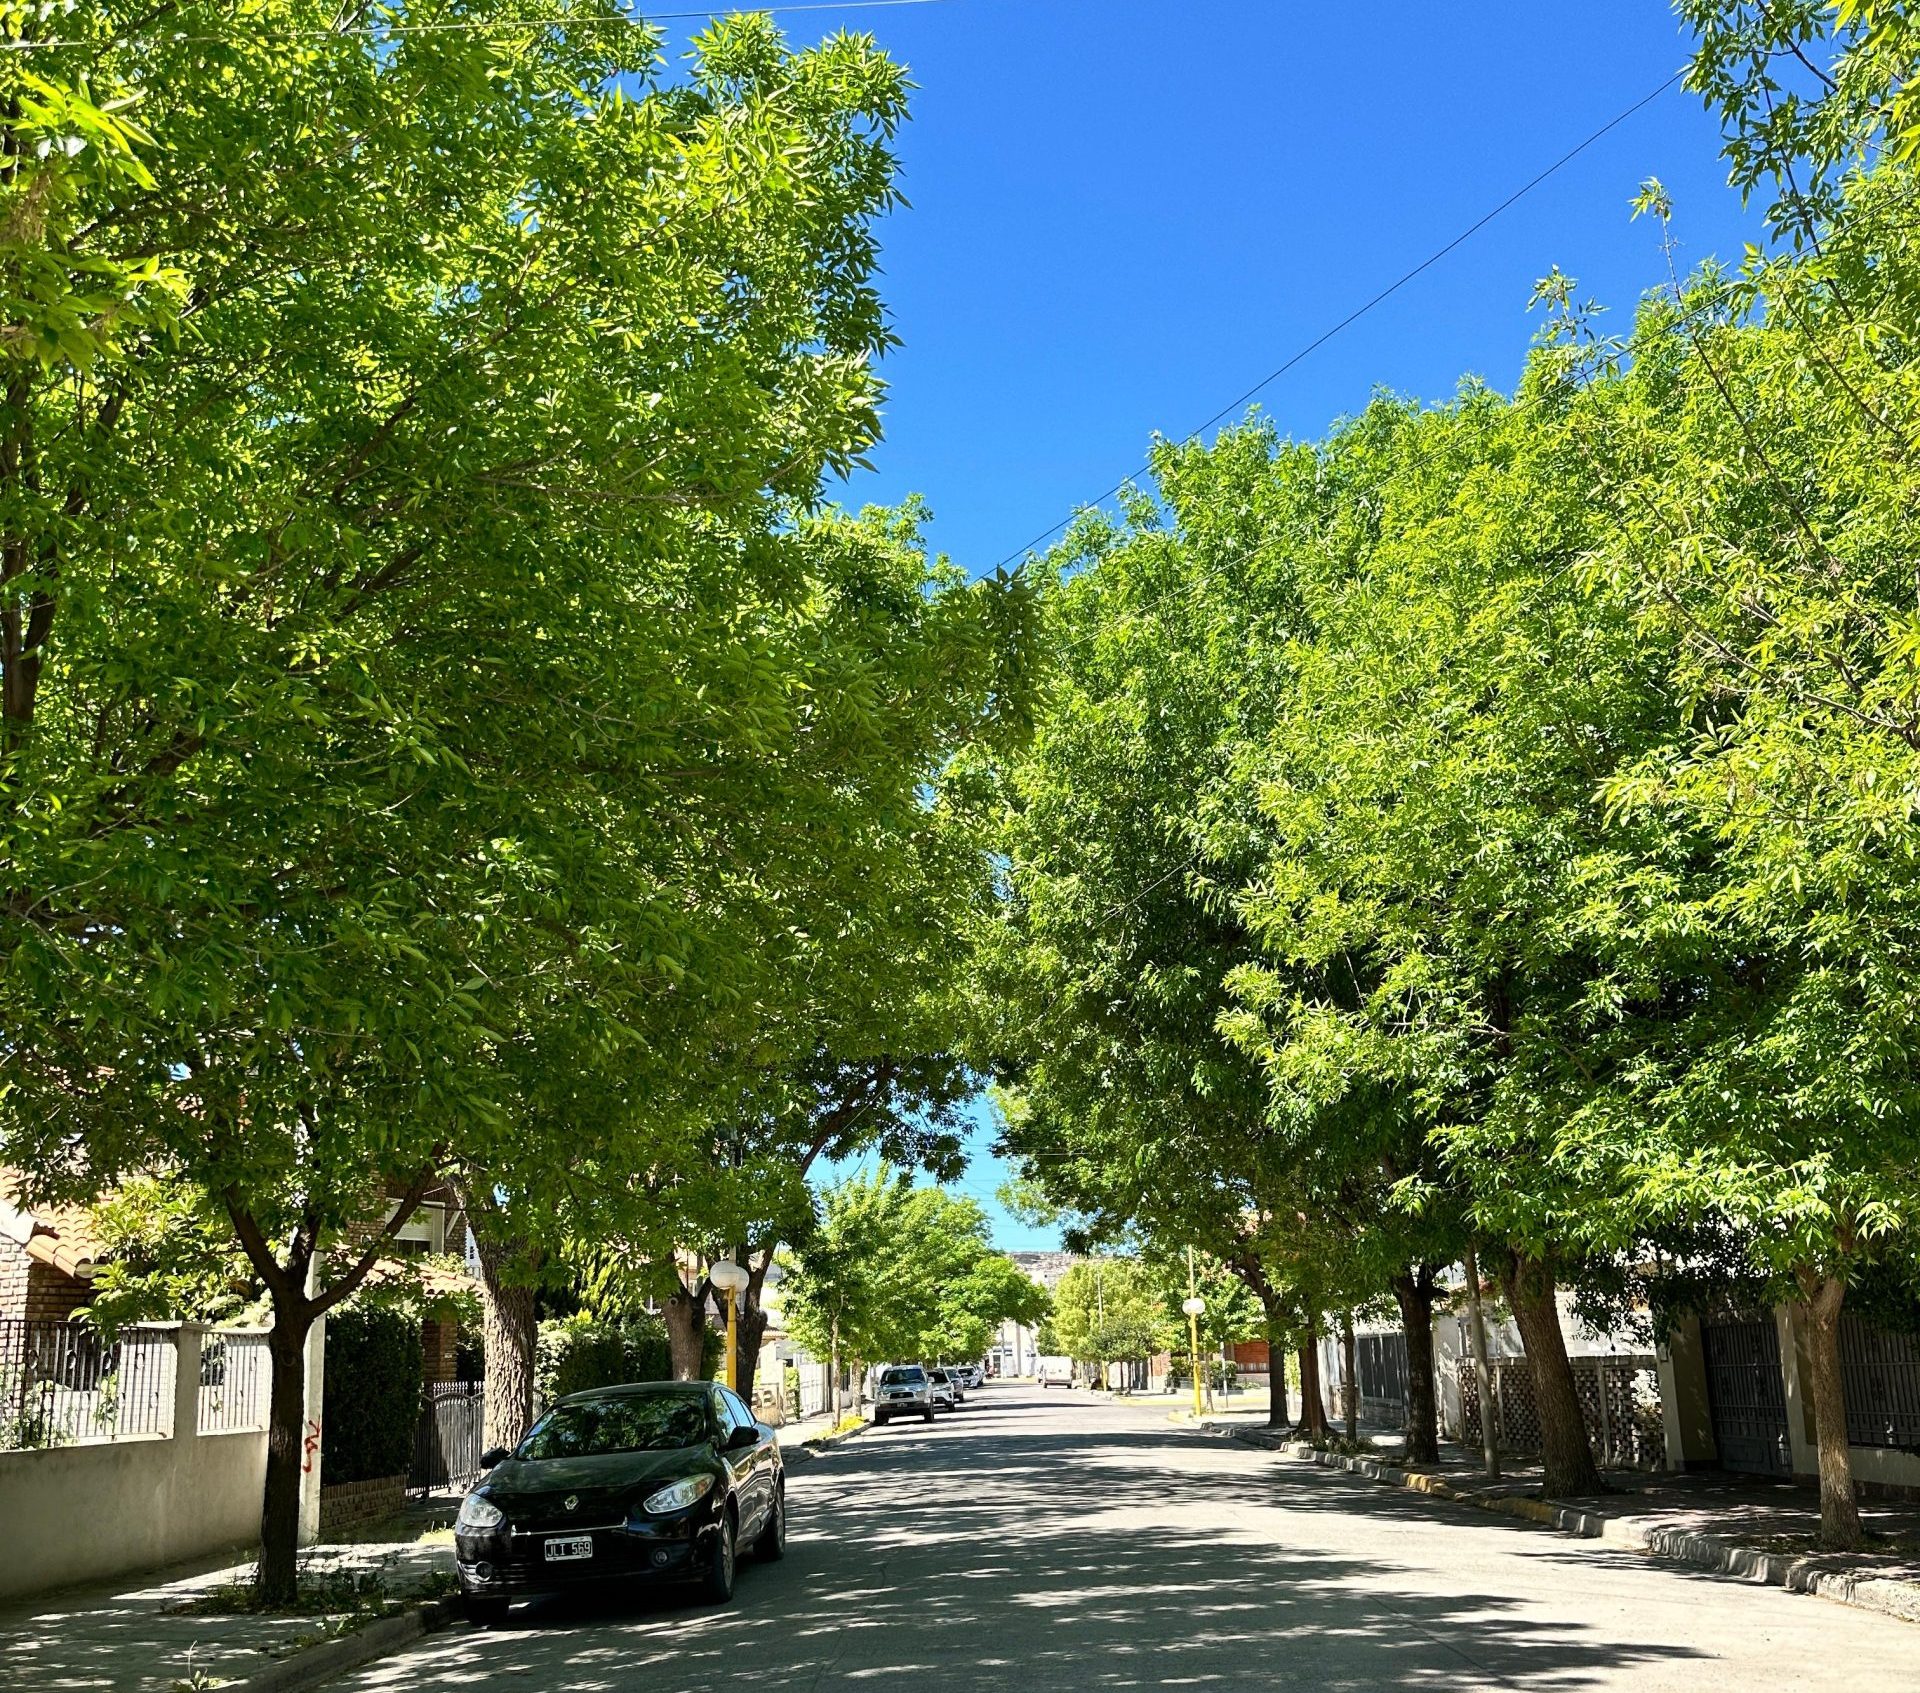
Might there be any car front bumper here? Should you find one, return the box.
[455,1513,724,1598]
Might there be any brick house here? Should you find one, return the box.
[353,1182,483,1383]
[1,1172,479,1381]
[0,1175,110,1324]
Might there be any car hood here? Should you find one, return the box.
[482,1445,716,1514]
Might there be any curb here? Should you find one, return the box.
[785,1418,871,1462]
[1240,1432,1920,1627]
[223,1597,456,1693]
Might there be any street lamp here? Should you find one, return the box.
[1181,1296,1207,1419]
[709,1258,750,1393]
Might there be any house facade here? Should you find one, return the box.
[0,1178,107,1325]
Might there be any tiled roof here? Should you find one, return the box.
[361,1256,481,1299]
[0,1170,112,1280]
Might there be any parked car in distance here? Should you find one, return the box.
[928,1368,960,1410]
[453,1380,783,1625]
[952,1364,984,1390]
[1036,1355,1073,1388]
[873,1364,935,1425]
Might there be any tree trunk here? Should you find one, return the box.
[1263,1296,1291,1429]
[1502,1250,1599,1497]
[734,1302,770,1404]
[664,1278,708,1380]
[1340,1312,1358,1442]
[734,1253,773,1404]
[224,1172,437,1606]
[1391,1267,1440,1465]
[1794,1271,1862,1551]
[479,1277,536,1453]
[1297,1327,1328,1437]
[448,1182,542,1452]
[259,1305,312,1606]
[1464,1243,1500,1477]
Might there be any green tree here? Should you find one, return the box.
[1049,1257,1166,1381]
[982,424,1464,1447]
[784,1170,1046,1385]
[0,3,931,1600]
[1572,175,1920,1546]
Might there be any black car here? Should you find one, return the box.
[453,1380,785,1624]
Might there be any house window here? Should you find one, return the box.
[387,1203,445,1257]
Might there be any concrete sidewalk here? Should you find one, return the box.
[0,1516,456,1693]
[0,1419,867,1693]
[1229,1425,1920,1624]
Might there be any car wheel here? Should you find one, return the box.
[755,1482,786,1561]
[876,1410,889,1426]
[921,1408,933,1423]
[700,1508,737,1605]
[464,1594,509,1629]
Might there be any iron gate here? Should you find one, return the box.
[1700,1316,1791,1477]
[1355,1332,1410,1423]
[411,1378,486,1494]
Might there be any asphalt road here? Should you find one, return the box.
[342,1381,1918,1692]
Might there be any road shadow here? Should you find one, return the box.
[338,1393,1734,1691]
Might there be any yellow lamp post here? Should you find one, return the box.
[1182,1295,1207,1419]
[709,1258,750,1393]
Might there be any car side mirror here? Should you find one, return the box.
[480,1447,510,1469]
[727,1424,759,1450]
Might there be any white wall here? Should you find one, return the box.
[0,1323,286,1601]
[0,1425,267,1599]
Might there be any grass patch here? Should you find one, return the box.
[168,1551,457,1625]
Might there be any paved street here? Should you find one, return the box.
[345,1383,1918,1692]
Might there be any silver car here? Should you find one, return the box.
[873,1364,934,1426]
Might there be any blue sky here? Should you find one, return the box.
[667,1,1768,1250]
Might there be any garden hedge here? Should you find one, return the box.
[322,1307,423,1483]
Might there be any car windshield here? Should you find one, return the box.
[880,1367,924,1386]
[514,1394,710,1461]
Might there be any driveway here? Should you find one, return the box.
[341,1381,1918,1690]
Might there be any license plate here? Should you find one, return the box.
[544,1536,593,1562]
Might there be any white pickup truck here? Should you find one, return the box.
[1035,1355,1073,1388]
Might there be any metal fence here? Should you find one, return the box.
[1459,1353,1665,1470]
[410,1377,486,1494]
[0,1319,176,1450]
[197,1329,272,1433]
[1840,1317,1920,1453]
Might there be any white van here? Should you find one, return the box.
[1035,1355,1073,1388]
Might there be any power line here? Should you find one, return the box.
[989,69,1686,574]
[1004,278,1748,1055]
[1,0,953,52]
[1044,274,1741,665]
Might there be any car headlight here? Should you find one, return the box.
[642,1474,716,1515]
[456,1492,505,1532]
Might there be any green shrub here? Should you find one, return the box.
[537,1312,676,1404]
[322,1308,422,1484]
[1166,1358,1239,1391]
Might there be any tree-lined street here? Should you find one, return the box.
[344,1386,1917,1691]
[7,2,1920,1680]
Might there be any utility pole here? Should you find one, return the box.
[1183,1247,1206,1420]
[1096,1257,1105,1390]
[1464,1244,1500,1478]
